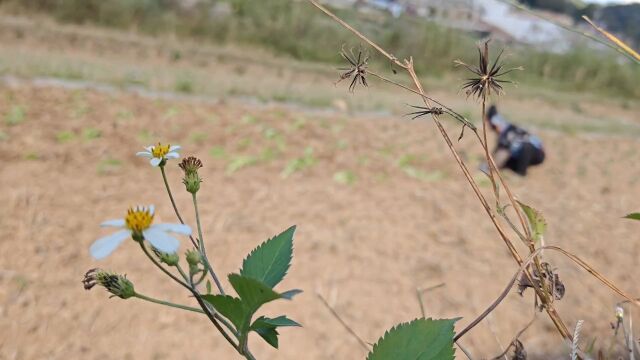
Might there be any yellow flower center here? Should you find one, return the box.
[125,207,154,233]
[151,143,171,158]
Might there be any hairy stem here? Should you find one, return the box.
[138,241,239,351]
[159,165,199,249]
[192,192,226,295]
[134,292,204,314]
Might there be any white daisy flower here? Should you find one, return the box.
[90,205,191,260]
[136,143,181,167]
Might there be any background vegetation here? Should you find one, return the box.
[1,0,639,97]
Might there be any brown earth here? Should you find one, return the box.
[0,12,640,360]
[0,83,639,360]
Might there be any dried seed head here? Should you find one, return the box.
[179,156,203,175]
[455,40,522,100]
[179,156,203,194]
[83,268,135,299]
[336,46,369,93]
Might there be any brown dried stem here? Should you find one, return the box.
[307,0,572,342]
[317,292,371,351]
[455,245,640,342]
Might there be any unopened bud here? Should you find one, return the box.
[83,268,135,299]
[616,306,624,320]
[154,249,180,266]
[179,156,203,194]
[186,249,202,266]
[183,172,202,194]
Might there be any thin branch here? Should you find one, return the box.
[490,315,536,359]
[134,292,204,314]
[455,245,640,342]
[317,292,371,351]
[138,242,240,351]
[308,0,573,342]
[159,165,199,249]
[582,16,640,62]
[308,0,405,68]
[496,0,639,64]
[192,192,226,295]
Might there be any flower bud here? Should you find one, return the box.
[154,249,180,266]
[186,249,202,266]
[83,268,135,299]
[179,156,203,194]
[183,172,202,194]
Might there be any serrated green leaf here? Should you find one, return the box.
[367,318,458,360]
[280,289,303,300]
[624,213,640,221]
[518,201,547,244]
[229,274,281,313]
[201,294,246,330]
[252,315,302,328]
[254,325,280,348]
[241,225,295,288]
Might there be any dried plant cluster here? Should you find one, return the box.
[309,1,640,359]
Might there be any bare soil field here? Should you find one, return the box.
[1,14,640,360]
[1,82,639,360]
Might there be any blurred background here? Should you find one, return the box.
[0,0,638,359]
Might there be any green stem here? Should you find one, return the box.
[176,263,239,338]
[159,165,199,249]
[134,292,204,314]
[138,242,239,349]
[192,192,226,295]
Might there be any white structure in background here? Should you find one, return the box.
[366,0,405,17]
[321,0,573,51]
[474,0,570,51]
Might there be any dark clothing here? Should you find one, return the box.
[505,142,545,176]
[492,118,545,176]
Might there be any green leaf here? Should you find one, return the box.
[518,201,547,244]
[201,294,246,330]
[367,318,458,360]
[250,316,300,349]
[206,280,212,294]
[280,289,303,300]
[253,325,280,348]
[228,274,281,313]
[624,213,640,221]
[252,315,302,328]
[241,225,296,288]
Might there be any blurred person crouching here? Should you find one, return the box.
[481,105,545,176]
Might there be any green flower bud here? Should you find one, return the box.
[183,172,202,194]
[179,156,203,194]
[186,249,202,266]
[154,250,180,266]
[83,268,135,299]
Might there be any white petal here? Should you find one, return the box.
[100,219,126,228]
[143,229,180,253]
[150,157,162,167]
[136,151,153,158]
[89,230,130,260]
[169,145,181,152]
[148,205,155,215]
[145,146,154,152]
[165,152,180,159]
[150,223,192,235]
